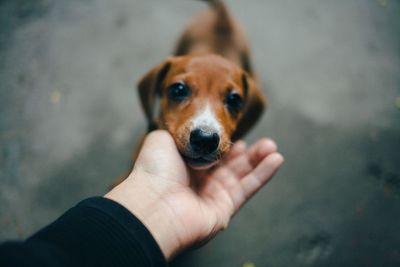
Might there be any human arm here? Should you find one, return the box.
[0,130,283,266]
[105,130,284,260]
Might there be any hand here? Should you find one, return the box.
[105,130,283,260]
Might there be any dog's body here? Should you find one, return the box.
[136,0,266,171]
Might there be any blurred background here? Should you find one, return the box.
[0,0,399,266]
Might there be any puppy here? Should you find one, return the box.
[137,0,266,170]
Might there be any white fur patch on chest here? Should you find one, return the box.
[190,103,222,134]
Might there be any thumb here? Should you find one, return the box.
[134,130,188,181]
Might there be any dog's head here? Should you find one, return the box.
[138,54,266,169]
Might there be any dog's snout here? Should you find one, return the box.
[190,128,220,155]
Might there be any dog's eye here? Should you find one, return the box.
[225,92,243,114]
[167,82,191,102]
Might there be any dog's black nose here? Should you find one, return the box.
[190,128,220,155]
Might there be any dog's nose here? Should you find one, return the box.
[190,128,220,155]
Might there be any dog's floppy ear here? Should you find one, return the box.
[232,73,267,140]
[137,59,172,131]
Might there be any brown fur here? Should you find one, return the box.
[115,1,266,186]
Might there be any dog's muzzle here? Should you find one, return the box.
[184,127,220,169]
[189,128,220,155]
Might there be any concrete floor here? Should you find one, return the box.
[1,0,399,266]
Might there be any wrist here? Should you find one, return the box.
[105,171,182,260]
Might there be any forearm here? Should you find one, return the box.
[0,197,167,267]
[105,172,183,260]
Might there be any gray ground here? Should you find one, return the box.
[1,0,399,266]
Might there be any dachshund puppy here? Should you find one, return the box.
[137,0,266,170]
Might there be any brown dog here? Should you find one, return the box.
[136,0,266,170]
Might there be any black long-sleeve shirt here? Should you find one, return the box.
[0,197,167,267]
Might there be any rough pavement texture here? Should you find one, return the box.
[1,0,399,266]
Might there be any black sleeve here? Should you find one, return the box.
[0,197,168,267]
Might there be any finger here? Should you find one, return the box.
[137,130,177,162]
[226,138,277,178]
[221,140,247,163]
[248,138,278,162]
[145,130,177,150]
[240,153,284,200]
[135,130,187,180]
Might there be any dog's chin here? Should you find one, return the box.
[183,155,219,170]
